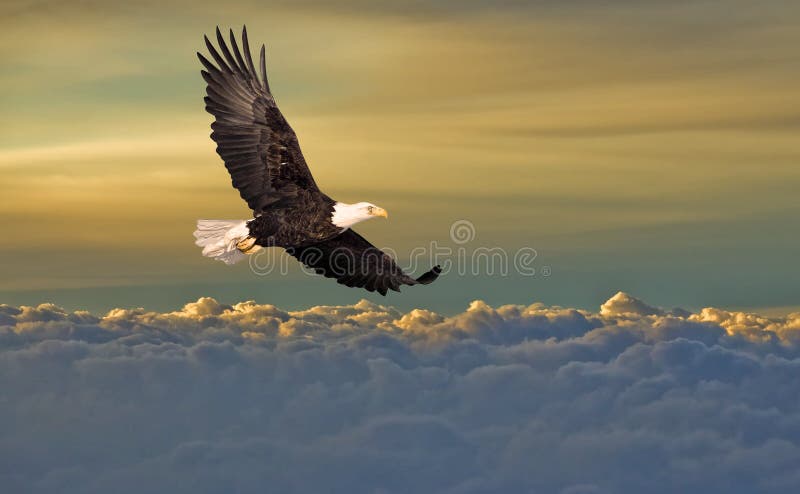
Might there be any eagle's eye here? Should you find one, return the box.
[367,206,374,214]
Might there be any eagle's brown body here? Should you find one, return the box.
[246,191,338,248]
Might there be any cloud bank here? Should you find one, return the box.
[2,292,800,493]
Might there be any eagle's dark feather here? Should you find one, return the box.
[198,26,441,294]
[198,26,317,213]
[287,230,442,296]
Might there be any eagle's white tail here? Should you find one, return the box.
[193,220,258,265]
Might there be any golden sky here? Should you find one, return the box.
[1,0,799,312]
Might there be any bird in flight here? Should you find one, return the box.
[193,26,441,295]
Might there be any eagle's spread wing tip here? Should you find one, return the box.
[198,26,319,212]
[286,232,442,295]
[415,265,442,285]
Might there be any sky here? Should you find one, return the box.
[1,0,799,314]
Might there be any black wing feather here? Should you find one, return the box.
[259,44,270,93]
[241,27,260,85]
[287,230,441,295]
[199,25,317,214]
[228,30,249,78]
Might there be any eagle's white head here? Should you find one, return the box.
[331,202,389,229]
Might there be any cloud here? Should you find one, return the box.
[2,293,800,493]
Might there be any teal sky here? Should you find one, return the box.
[1,0,799,314]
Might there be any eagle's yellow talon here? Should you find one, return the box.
[237,237,258,253]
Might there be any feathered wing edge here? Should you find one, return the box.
[196,26,319,215]
[197,26,268,96]
[286,230,442,295]
[415,266,443,285]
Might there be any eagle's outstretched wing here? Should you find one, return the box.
[198,26,317,214]
[287,230,442,295]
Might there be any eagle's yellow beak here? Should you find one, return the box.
[372,207,389,218]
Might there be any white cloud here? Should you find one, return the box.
[2,293,800,493]
[600,290,663,317]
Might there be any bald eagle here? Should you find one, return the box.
[193,26,441,295]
